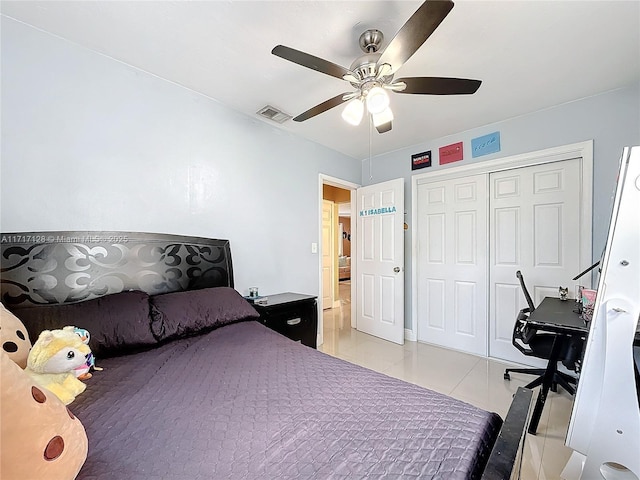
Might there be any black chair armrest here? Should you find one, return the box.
[512,310,536,355]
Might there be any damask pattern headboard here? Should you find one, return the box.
[0,231,233,308]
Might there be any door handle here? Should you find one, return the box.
[394,267,401,273]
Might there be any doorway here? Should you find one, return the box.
[318,175,359,347]
[319,175,406,347]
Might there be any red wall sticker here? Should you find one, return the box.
[439,142,464,164]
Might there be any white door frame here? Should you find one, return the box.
[318,174,360,347]
[411,140,593,343]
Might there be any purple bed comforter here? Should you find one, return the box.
[72,320,502,479]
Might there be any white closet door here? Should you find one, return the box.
[489,158,583,363]
[416,174,488,355]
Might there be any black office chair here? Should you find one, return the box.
[503,271,582,394]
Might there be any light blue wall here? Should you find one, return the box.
[3,15,638,334]
[362,83,640,330]
[0,17,361,298]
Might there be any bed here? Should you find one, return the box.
[1,231,532,479]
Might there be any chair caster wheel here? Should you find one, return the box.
[504,372,511,380]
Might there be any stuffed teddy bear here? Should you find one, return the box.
[1,350,88,480]
[26,326,92,405]
[0,302,32,368]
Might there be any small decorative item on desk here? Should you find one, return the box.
[575,285,583,302]
[559,286,569,301]
[248,287,259,298]
[581,288,597,322]
[574,285,584,313]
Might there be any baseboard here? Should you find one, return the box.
[404,328,417,342]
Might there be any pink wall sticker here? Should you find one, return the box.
[439,142,464,164]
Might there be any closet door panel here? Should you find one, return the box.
[489,158,583,363]
[416,175,488,356]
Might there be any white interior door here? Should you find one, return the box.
[416,175,488,355]
[356,178,404,345]
[321,200,334,310]
[489,158,583,363]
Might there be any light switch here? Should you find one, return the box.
[311,242,318,254]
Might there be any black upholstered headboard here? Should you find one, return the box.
[1,231,233,308]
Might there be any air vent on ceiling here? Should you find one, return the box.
[257,105,292,124]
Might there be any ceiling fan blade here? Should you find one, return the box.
[272,45,352,80]
[375,121,392,134]
[377,0,454,75]
[395,77,481,95]
[293,93,351,122]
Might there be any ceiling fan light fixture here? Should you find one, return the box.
[372,107,394,127]
[342,98,364,126]
[366,86,390,114]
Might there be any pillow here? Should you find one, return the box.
[149,287,260,341]
[0,302,32,368]
[12,291,156,358]
[1,350,88,480]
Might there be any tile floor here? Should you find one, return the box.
[318,281,574,480]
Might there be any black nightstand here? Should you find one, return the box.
[249,293,318,348]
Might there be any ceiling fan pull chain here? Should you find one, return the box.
[369,117,373,180]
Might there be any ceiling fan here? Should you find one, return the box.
[272,0,481,133]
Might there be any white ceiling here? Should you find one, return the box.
[2,1,639,160]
